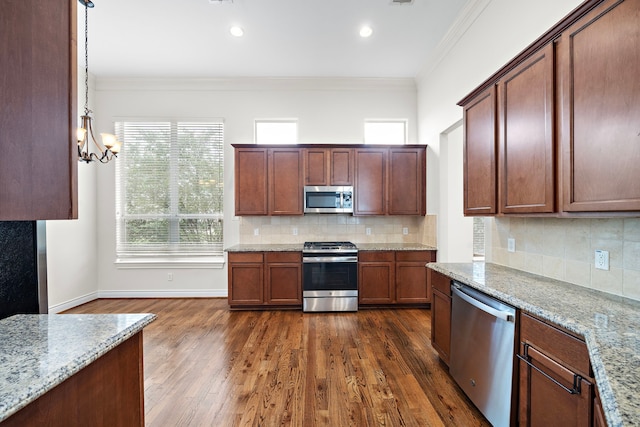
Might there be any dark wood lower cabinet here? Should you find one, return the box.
[2,333,144,427]
[359,250,436,306]
[518,313,595,427]
[228,251,302,309]
[428,269,452,365]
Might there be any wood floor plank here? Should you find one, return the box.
[65,298,490,427]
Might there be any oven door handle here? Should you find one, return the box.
[303,256,358,263]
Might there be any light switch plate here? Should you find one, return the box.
[402,227,408,235]
[292,227,298,236]
[366,227,372,235]
[507,238,515,253]
[253,228,260,236]
[595,250,609,270]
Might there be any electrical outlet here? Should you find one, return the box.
[595,250,609,270]
[253,228,260,236]
[167,273,173,281]
[507,238,516,253]
[402,227,409,235]
[365,227,372,235]
[292,227,298,236]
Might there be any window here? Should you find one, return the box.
[115,120,224,261]
[364,120,407,144]
[255,119,297,144]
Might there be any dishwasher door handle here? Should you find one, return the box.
[452,286,515,322]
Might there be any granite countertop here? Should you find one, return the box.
[225,243,437,252]
[0,313,156,422]
[357,243,437,251]
[427,262,640,427]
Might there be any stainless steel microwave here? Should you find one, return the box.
[303,186,353,214]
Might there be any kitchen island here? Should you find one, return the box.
[428,262,640,427]
[0,313,156,426]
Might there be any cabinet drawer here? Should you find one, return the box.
[228,252,264,263]
[429,269,451,295]
[520,312,591,377]
[359,251,394,262]
[395,250,435,262]
[265,252,301,263]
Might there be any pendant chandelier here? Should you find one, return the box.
[76,0,121,163]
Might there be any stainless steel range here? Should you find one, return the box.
[302,241,358,312]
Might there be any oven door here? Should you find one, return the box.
[302,258,358,311]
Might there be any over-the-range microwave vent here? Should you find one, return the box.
[390,0,414,4]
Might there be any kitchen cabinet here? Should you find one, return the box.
[234,146,303,216]
[0,0,77,220]
[428,269,452,365]
[498,43,555,214]
[518,312,594,427]
[354,147,427,216]
[304,147,354,186]
[558,0,640,212]
[358,251,395,304]
[228,251,302,309]
[388,148,426,216]
[459,0,640,216]
[395,251,436,303]
[354,149,387,215]
[462,87,497,216]
[359,250,436,306]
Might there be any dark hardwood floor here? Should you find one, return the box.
[65,299,489,427]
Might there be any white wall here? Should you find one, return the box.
[93,78,419,296]
[417,0,583,262]
[46,73,99,312]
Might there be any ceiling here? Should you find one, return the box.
[81,0,469,79]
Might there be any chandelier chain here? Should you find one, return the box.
[83,2,90,116]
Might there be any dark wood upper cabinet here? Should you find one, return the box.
[354,149,387,215]
[303,147,354,186]
[234,147,269,215]
[558,0,640,212]
[0,0,77,220]
[388,148,426,216]
[498,42,555,214]
[463,87,497,216]
[269,148,303,215]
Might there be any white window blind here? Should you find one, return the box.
[115,120,224,257]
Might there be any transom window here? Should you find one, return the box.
[364,120,407,145]
[255,119,298,144]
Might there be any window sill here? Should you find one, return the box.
[114,256,225,269]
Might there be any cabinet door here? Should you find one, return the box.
[395,252,434,304]
[265,252,302,306]
[463,86,497,215]
[428,269,452,365]
[358,252,394,304]
[330,148,354,185]
[431,289,451,366]
[228,253,264,306]
[269,148,303,215]
[498,43,555,214]
[558,0,640,212]
[0,0,77,220]
[388,148,426,215]
[234,148,268,215]
[354,149,387,215]
[304,148,328,186]
[518,345,593,427]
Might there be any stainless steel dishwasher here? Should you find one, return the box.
[450,282,516,427]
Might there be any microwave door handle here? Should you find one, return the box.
[340,192,344,208]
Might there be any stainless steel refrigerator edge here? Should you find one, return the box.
[450,282,516,427]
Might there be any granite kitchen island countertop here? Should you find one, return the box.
[427,262,640,427]
[0,313,156,422]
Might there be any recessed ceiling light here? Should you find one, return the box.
[230,26,244,37]
[359,26,373,38]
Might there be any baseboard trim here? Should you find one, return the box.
[49,290,228,312]
[97,290,229,299]
[49,292,100,313]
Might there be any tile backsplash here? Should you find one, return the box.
[239,214,437,247]
[489,217,640,301]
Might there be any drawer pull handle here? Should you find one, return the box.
[517,343,583,395]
